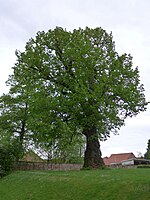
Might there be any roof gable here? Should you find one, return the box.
[21,150,44,162]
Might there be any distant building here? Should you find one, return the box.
[103,152,136,166]
[103,152,150,166]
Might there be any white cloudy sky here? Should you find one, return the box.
[0,0,150,157]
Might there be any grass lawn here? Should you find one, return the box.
[0,168,150,200]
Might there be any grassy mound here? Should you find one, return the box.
[0,168,150,200]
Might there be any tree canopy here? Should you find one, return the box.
[0,27,148,168]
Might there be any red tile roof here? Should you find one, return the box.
[103,153,136,166]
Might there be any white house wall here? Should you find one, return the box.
[122,159,134,166]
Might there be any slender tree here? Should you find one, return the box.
[0,95,28,159]
[144,139,150,159]
[4,27,148,168]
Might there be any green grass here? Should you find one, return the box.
[0,168,150,200]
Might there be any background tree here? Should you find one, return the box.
[34,135,85,164]
[136,151,144,159]
[0,73,85,163]
[0,81,31,160]
[3,27,148,168]
[144,139,150,159]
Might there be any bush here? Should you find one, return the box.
[0,145,16,177]
[137,165,150,168]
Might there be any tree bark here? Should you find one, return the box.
[83,127,104,169]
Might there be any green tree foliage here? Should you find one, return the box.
[35,135,85,164]
[0,92,30,160]
[1,27,148,168]
[144,139,150,159]
[0,91,84,163]
[0,144,16,177]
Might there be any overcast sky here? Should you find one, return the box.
[0,0,150,157]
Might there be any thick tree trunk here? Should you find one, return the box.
[83,127,104,169]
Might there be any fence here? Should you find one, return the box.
[17,161,82,171]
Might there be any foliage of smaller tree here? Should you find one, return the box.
[144,139,150,159]
[0,93,29,159]
[33,134,85,164]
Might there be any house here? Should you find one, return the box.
[21,150,44,162]
[103,152,136,166]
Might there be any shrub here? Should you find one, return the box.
[0,145,16,177]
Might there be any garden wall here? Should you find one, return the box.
[17,161,82,171]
